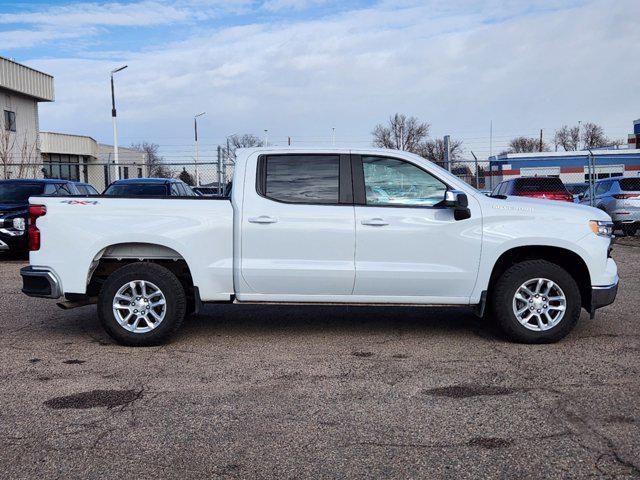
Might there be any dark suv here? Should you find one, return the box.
[104,178,197,197]
[0,179,82,255]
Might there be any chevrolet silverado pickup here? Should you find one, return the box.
[20,148,618,346]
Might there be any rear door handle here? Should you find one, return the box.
[248,215,278,224]
[361,218,389,226]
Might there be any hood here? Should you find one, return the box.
[0,203,28,215]
[487,194,611,222]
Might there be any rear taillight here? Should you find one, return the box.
[613,194,640,199]
[28,205,46,251]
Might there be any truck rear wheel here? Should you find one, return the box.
[490,260,581,343]
[98,262,186,346]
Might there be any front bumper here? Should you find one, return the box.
[590,281,618,317]
[20,266,62,299]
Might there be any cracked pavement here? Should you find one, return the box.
[0,238,639,479]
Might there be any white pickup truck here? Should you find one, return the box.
[21,148,618,346]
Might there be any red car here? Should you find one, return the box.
[490,177,574,202]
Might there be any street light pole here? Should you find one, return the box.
[194,112,206,186]
[110,64,127,181]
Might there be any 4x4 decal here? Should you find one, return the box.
[60,200,99,205]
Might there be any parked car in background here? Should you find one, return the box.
[73,182,99,195]
[491,177,574,202]
[565,182,590,202]
[21,147,617,346]
[581,176,640,236]
[103,178,198,197]
[0,179,81,255]
[193,186,223,196]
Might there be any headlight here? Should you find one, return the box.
[589,220,613,238]
[12,217,25,231]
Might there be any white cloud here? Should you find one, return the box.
[0,27,96,49]
[24,0,640,158]
[0,0,252,28]
[262,0,331,13]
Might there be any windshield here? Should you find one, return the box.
[104,184,168,196]
[0,183,45,204]
[565,184,588,194]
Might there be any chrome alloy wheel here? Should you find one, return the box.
[512,278,567,332]
[112,280,167,333]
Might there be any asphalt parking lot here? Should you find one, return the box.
[0,240,639,479]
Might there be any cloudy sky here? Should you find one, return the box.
[1,0,638,160]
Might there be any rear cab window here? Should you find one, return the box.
[619,178,640,191]
[104,183,168,196]
[514,177,568,193]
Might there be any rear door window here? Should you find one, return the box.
[261,154,340,204]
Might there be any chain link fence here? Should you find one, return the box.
[4,152,639,208]
[449,153,640,207]
[2,161,233,194]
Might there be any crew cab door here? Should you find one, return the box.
[239,153,355,299]
[352,154,482,303]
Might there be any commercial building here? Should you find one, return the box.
[38,132,146,190]
[0,56,54,177]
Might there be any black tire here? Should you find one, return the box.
[98,262,186,346]
[622,225,638,237]
[490,260,581,344]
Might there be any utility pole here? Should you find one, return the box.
[194,112,205,186]
[264,129,268,147]
[444,135,451,172]
[489,120,493,158]
[539,129,543,152]
[331,127,335,146]
[110,64,127,181]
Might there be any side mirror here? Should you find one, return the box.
[443,189,471,221]
[444,190,468,208]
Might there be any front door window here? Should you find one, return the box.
[362,156,447,207]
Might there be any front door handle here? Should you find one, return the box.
[361,218,389,227]
[248,215,278,224]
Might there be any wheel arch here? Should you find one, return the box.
[486,245,592,311]
[86,242,197,311]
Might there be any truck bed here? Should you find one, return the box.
[28,196,234,301]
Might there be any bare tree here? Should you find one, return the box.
[0,129,17,179]
[419,138,464,168]
[554,125,581,151]
[372,113,430,154]
[508,136,549,153]
[229,133,263,150]
[130,142,173,178]
[581,122,623,149]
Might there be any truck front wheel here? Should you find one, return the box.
[490,260,581,343]
[98,262,186,346]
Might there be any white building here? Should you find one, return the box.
[0,56,54,178]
